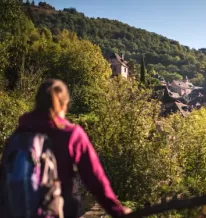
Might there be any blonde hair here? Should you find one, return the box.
[35,79,70,128]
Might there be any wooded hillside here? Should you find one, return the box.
[25,2,206,86]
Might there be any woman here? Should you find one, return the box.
[2,79,132,218]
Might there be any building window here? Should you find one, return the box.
[124,68,127,72]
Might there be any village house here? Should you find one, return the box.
[161,101,190,117]
[169,76,194,96]
[108,53,129,79]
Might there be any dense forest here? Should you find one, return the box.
[1,1,206,217]
[24,1,206,85]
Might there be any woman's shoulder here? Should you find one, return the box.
[60,117,86,136]
[61,119,91,150]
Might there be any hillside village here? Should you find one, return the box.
[18,2,206,118]
[109,53,205,116]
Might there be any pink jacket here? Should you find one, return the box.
[0,111,124,218]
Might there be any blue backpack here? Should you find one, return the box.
[0,132,64,218]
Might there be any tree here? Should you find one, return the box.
[0,92,30,152]
[0,0,35,89]
[25,0,30,6]
[55,35,112,113]
[21,2,206,85]
[127,60,140,79]
[158,71,182,82]
[140,55,146,84]
[78,77,161,202]
[24,29,112,113]
[190,73,205,86]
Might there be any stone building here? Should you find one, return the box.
[108,53,129,79]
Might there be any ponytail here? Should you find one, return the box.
[49,89,64,129]
[35,79,70,129]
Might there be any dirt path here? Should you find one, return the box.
[80,203,107,218]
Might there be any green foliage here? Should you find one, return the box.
[2,3,206,218]
[160,109,206,197]
[140,55,146,84]
[52,30,112,113]
[122,201,137,211]
[78,77,161,204]
[127,60,140,78]
[0,0,35,89]
[0,92,30,155]
[190,73,205,86]
[24,5,206,82]
[1,5,111,108]
[4,88,206,217]
[76,78,206,217]
[24,28,111,113]
[158,71,183,82]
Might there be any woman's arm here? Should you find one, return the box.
[68,126,126,218]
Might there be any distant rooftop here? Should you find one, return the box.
[172,80,194,89]
[110,53,128,68]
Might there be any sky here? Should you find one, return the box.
[36,0,206,49]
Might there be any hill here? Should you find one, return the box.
[25,2,206,85]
